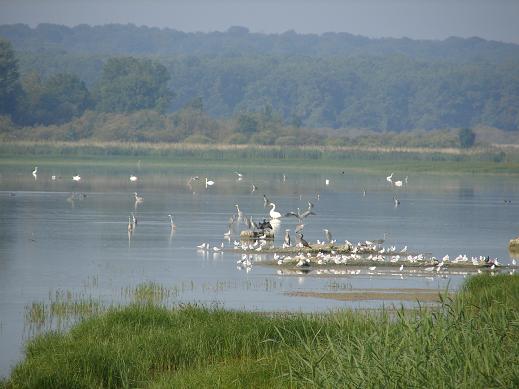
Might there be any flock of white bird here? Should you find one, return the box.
[30,166,510,276]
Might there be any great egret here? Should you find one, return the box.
[32,167,38,179]
[386,172,394,184]
[130,175,138,182]
[168,214,176,229]
[268,202,282,219]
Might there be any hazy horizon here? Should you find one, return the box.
[1,0,518,44]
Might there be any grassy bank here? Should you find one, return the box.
[2,275,518,388]
[1,140,519,174]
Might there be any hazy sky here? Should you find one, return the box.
[1,0,518,43]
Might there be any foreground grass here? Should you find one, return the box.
[3,275,519,388]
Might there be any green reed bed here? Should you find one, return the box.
[4,275,519,388]
[1,140,518,174]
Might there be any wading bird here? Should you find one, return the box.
[168,214,176,229]
[72,174,81,181]
[32,166,38,179]
[386,172,394,184]
[205,178,215,188]
[283,229,291,248]
[268,202,282,219]
[323,229,333,243]
[234,171,243,180]
[130,175,138,182]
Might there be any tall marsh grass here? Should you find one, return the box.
[5,275,519,388]
[0,140,516,164]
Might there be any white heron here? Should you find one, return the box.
[234,171,243,180]
[323,229,333,243]
[268,202,282,219]
[134,192,144,203]
[32,166,38,179]
[130,175,138,182]
[72,174,81,181]
[325,179,330,186]
[205,178,215,188]
[394,180,403,187]
[168,214,176,229]
[386,172,394,184]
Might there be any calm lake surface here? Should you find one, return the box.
[0,161,517,377]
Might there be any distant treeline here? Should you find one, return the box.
[1,24,519,137]
[2,24,519,62]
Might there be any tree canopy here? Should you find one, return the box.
[95,57,172,113]
[0,38,21,115]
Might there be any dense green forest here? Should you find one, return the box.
[1,24,519,144]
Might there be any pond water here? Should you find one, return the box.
[0,161,517,377]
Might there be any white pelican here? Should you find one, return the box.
[72,174,81,181]
[386,172,394,184]
[205,178,215,188]
[130,175,138,182]
[268,202,282,219]
[168,214,176,229]
[32,166,38,179]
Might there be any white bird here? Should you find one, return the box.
[394,180,403,187]
[234,171,243,180]
[386,172,394,184]
[399,264,404,271]
[205,178,215,188]
[130,175,138,182]
[512,259,517,266]
[368,266,376,271]
[51,175,56,181]
[268,202,282,219]
[325,179,330,186]
[197,243,208,249]
[72,174,81,181]
[400,246,408,253]
[134,192,144,203]
[32,166,38,179]
[168,214,176,229]
[128,216,134,232]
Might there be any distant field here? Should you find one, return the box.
[1,140,519,174]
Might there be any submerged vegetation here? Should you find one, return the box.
[3,275,519,387]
